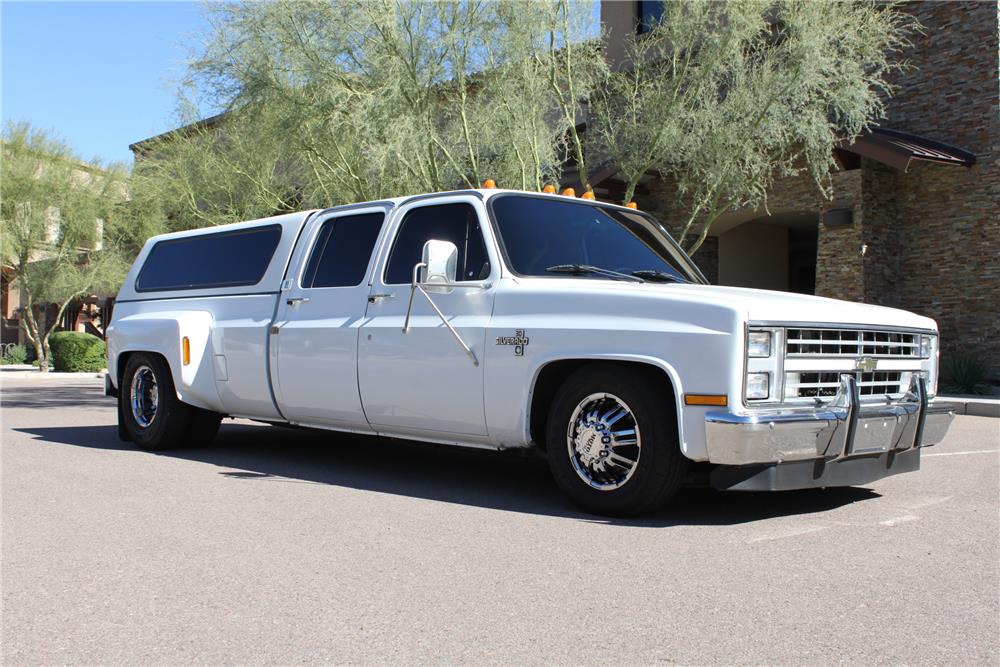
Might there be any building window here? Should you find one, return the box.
[638,1,664,34]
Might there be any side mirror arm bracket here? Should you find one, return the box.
[402,261,482,367]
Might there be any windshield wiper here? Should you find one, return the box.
[545,264,644,283]
[630,269,690,284]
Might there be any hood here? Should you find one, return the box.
[662,283,937,331]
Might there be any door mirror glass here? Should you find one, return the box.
[419,239,458,292]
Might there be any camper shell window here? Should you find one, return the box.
[136,224,282,292]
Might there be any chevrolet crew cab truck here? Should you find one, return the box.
[106,189,954,516]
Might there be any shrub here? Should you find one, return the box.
[940,352,991,396]
[1,343,27,365]
[48,331,106,372]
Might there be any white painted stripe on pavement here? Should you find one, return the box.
[923,449,998,458]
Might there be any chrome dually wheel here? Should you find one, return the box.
[546,364,688,517]
[567,392,641,491]
[130,365,159,428]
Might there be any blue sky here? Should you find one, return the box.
[2,1,210,165]
[3,1,601,167]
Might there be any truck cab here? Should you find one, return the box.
[107,189,954,516]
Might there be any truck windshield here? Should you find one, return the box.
[489,194,704,283]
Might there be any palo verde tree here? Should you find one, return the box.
[0,122,141,371]
[146,0,603,230]
[588,0,917,254]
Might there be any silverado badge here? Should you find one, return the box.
[496,329,529,356]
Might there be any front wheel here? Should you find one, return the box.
[546,365,688,517]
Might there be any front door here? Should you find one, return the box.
[272,206,388,428]
[358,196,497,438]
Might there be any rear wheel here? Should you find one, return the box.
[119,353,192,450]
[546,365,688,517]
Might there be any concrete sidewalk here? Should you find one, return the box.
[0,366,105,381]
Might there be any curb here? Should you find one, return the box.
[936,396,1000,419]
[1,370,105,381]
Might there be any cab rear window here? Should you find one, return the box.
[136,224,282,292]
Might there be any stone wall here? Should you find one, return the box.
[892,159,1000,371]
[878,1,1000,373]
[626,0,999,375]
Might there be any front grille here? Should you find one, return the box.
[786,328,919,358]
[787,371,904,399]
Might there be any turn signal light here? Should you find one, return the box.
[684,394,728,407]
[542,184,557,194]
[625,201,638,210]
[182,336,191,366]
[580,190,596,200]
[561,187,576,197]
[482,179,497,189]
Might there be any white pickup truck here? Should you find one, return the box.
[106,189,953,516]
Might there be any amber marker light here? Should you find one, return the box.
[684,394,728,407]
[625,201,638,210]
[482,178,497,189]
[182,336,191,366]
[580,189,596,200]
[560,187,576,197]
[542,184,557,194]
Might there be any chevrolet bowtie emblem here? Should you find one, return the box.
[855,356,878,373]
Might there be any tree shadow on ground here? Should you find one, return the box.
[16,419,880,527]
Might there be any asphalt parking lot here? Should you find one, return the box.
[2,377,998,665]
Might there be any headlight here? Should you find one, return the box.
[746,372,770,400]
[919,334,934,359]
[747,331,772,358]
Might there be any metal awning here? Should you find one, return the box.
[836,127,976,171]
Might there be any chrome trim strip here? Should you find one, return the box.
[749,320,937,335]
[115,291,280,304]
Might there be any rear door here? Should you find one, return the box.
[271,205,389,428]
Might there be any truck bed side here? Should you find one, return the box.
[108,211,317,419]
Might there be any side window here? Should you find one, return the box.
[384,203,490,284]
[301,212,385,288]
[137,224,282,292]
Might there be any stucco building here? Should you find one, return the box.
[599,1,999,376]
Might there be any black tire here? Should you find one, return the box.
[185,407,222,446]
[119,352,191,451]
[545,364,688,517]
[116,395,131,442]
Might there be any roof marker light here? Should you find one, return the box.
[542,184,556,194]
[581,190,596,200]
[482,179,497,189]
[560,187,576,197]
[625,201,638,210]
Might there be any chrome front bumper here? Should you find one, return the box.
[705,376,954,489]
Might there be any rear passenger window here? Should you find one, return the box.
[302,212,385,288]
[136,225,282,292]
[384,203,490,284]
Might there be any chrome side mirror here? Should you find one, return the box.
[419,239,458,293]
[403,238,485,367]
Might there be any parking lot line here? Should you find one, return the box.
[923,449,998,458]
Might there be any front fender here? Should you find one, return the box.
[108,310,221,411]
[528,351,687,446]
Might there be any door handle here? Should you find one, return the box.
[286,297,310,306]
[367,293,395,303]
